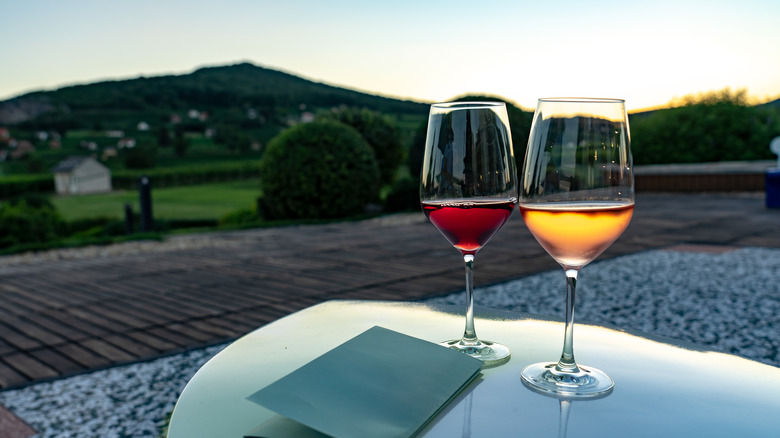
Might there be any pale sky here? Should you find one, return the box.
[2,0,779,111]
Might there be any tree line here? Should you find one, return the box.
[629,88,779,165]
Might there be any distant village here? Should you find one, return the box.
[0,104,314,195]
[0,109,209,163]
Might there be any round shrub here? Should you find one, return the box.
[321,107,403,186]
[259,120,380,220]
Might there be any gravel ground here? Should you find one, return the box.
[0,343,228,438]
[426,247,780,367]
[0,247,778,437]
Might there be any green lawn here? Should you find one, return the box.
[51,180,261,221]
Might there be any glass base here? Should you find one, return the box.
[440,339,510,368]
[521,362,614,399]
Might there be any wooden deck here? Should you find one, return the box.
[0,192,778,389]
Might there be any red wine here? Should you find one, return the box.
[422,199,516,254]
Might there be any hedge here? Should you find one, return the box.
[0,160,262,199]
[0,174,55,199]
[111,161,262,190]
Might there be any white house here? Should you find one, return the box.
[117,137,136,149]
[52,156,112,195]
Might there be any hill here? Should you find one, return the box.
[758,97,780,109]
[0,62,432,178]
[0,62,428,129]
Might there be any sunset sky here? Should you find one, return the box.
[2,0,779,111]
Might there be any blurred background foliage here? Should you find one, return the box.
[0,62,777,253]
[630,88,778,165]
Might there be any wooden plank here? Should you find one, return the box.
[124,331,181,352]
[38,308,113,339]
[76,304,153,329]
[145,326,203,347]
[0,323,42,351]
[101,334,160,357]
[55,343,112,369]
[62,307,131,333]
[29,349,84,375]
[3,353,59,380]
[0,359,28,388]
[202,313,260,335]
[162,323,214,343]
[80,339,136,363]
[15,313,89,343]
[184,319,241,340]
[95,299,180,327]
[0,337,18,356]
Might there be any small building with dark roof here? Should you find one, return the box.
[52,156,112,195]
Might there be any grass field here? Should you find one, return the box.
[50,180,261,221]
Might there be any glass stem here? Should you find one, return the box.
[556,268,581,373]
[460,254,479,346]
[557,400,571,438]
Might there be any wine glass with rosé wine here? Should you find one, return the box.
[518,97,634,398]
[420,101,518,367]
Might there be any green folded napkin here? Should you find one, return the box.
[246,326,483,438]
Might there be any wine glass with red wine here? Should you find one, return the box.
[420,101,517,367]
[518,98,634,398]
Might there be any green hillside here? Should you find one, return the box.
[0,62,430,177]
[1,62,427,123]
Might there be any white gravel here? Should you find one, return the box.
[426,247,780,368]
[0,247,778,437]
[0,344,227,438]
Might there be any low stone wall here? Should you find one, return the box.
[636,172,766,192]
[634,160,776,192]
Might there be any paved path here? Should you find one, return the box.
[0,193,777,389]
